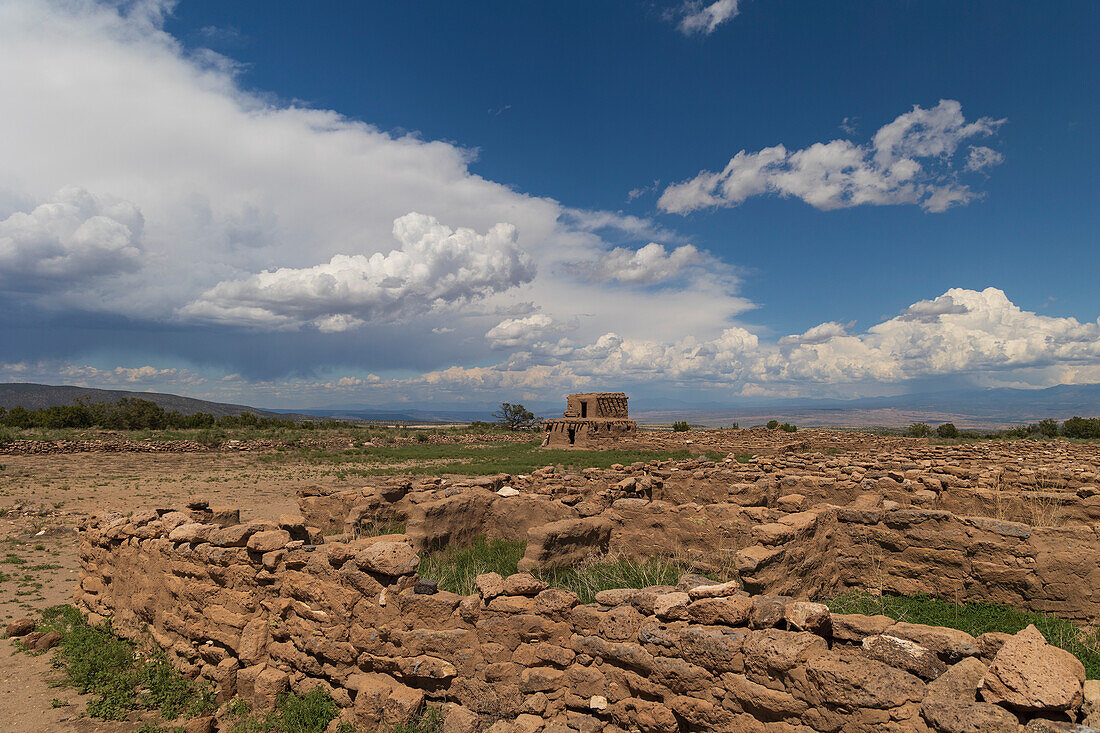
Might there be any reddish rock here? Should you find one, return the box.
[980,624,1085,712]
[354,541,419,576]
[921,656,1018,733]
[5,618,35,637]
[503,573,549,596]
[247,529,291,553]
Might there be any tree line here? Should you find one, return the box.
[0,398,337,431]
[907,417,1100,440]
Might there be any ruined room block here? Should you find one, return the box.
[542,392,638,448]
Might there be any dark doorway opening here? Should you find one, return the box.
[568,427,576,445]
[580,401,588,418]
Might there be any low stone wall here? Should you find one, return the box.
[736,496,1100,621]
[77,507,1093,732]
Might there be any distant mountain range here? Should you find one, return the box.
[0,383,281,419]
[2,382,1098,428]
[630,384,1100,428]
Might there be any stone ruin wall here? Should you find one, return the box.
[296,449,1100,620]
[77,505,1095,732]
[564,394,630,420]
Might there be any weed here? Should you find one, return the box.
[36,605,214,721]
[734,453,754,464]
[225,687,341,733]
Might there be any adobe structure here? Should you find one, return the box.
[542,392,637,448]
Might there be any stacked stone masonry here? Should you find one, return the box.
[544,393,638,448]
[297,438,1100,616]
[78,505,1095,732]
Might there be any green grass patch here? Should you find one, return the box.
[262,440,692,477]
[539,555,689,604]
[418,537,699,603]
[828,591,1100,678]
[733,452,755,463]
[35,605,214,721]
[417,538,528,596]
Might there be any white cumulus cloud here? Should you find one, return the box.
[569,243,706,285]
[179,213,535,331]
[659,100,1005,214]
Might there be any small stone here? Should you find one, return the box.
[168,522,213,544]
[503,573,548,596]
[475,572,505,600]
[5,618,35,637]
[354,541,420,576]
[246,529,291,553]
[414,579,439,595]
[863,634,947,680]
[33,631,63,651]
[653,592,691,621]
[687,580,742,599]
[497,487,520,497]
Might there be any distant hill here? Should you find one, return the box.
[632,384,1100,428]
[0,383,281,419]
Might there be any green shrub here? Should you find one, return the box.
[225,688,344,733]
[1037,418,1061,438]
[778,422,797,433]
[1064,416,1100,439]
[766,420,779,429]
[671,421,690,432]
[935,422,959,439]
[906,423,932,437]
[194,429,226,448]
[728,422,739,430]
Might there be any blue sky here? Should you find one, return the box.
[0,0,1097,407]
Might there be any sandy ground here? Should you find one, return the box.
[0,449,369,732]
